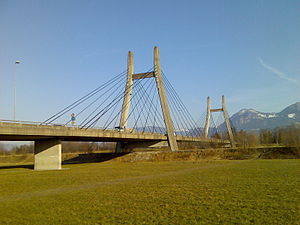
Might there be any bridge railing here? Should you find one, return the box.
[0,119,106,129]
[0,119,42,125]
[0,119,158,135]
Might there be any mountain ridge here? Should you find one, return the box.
[228,102,300,131]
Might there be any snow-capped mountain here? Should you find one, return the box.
[227,102,300,131]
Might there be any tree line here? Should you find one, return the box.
[0,142,116,155]
[233,124,300,147]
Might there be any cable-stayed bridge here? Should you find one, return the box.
[0,47,234,170]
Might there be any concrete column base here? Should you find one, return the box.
[115,142,123,153]
[34,139,62,170]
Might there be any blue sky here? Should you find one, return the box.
[0,0,299,123]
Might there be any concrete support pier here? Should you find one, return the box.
[34,139,62,170]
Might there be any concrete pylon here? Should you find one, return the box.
[34,139,62,170]
[119,51,134,129]
[153,47,178,151]
[203,96,236,148]
[116,47,178,152]
[204,96,211,138]
[222,95,236,148]
[116,51,134,153]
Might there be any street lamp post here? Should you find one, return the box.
[13,60,21,121]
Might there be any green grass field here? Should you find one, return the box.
[0,160,299,225]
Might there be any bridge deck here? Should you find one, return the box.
[0,121,228,144]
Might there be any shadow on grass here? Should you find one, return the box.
[0,153,129,170]
[62,153,130,165]
[0,164,34,170]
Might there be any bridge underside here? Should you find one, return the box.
[0,122,229,170]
